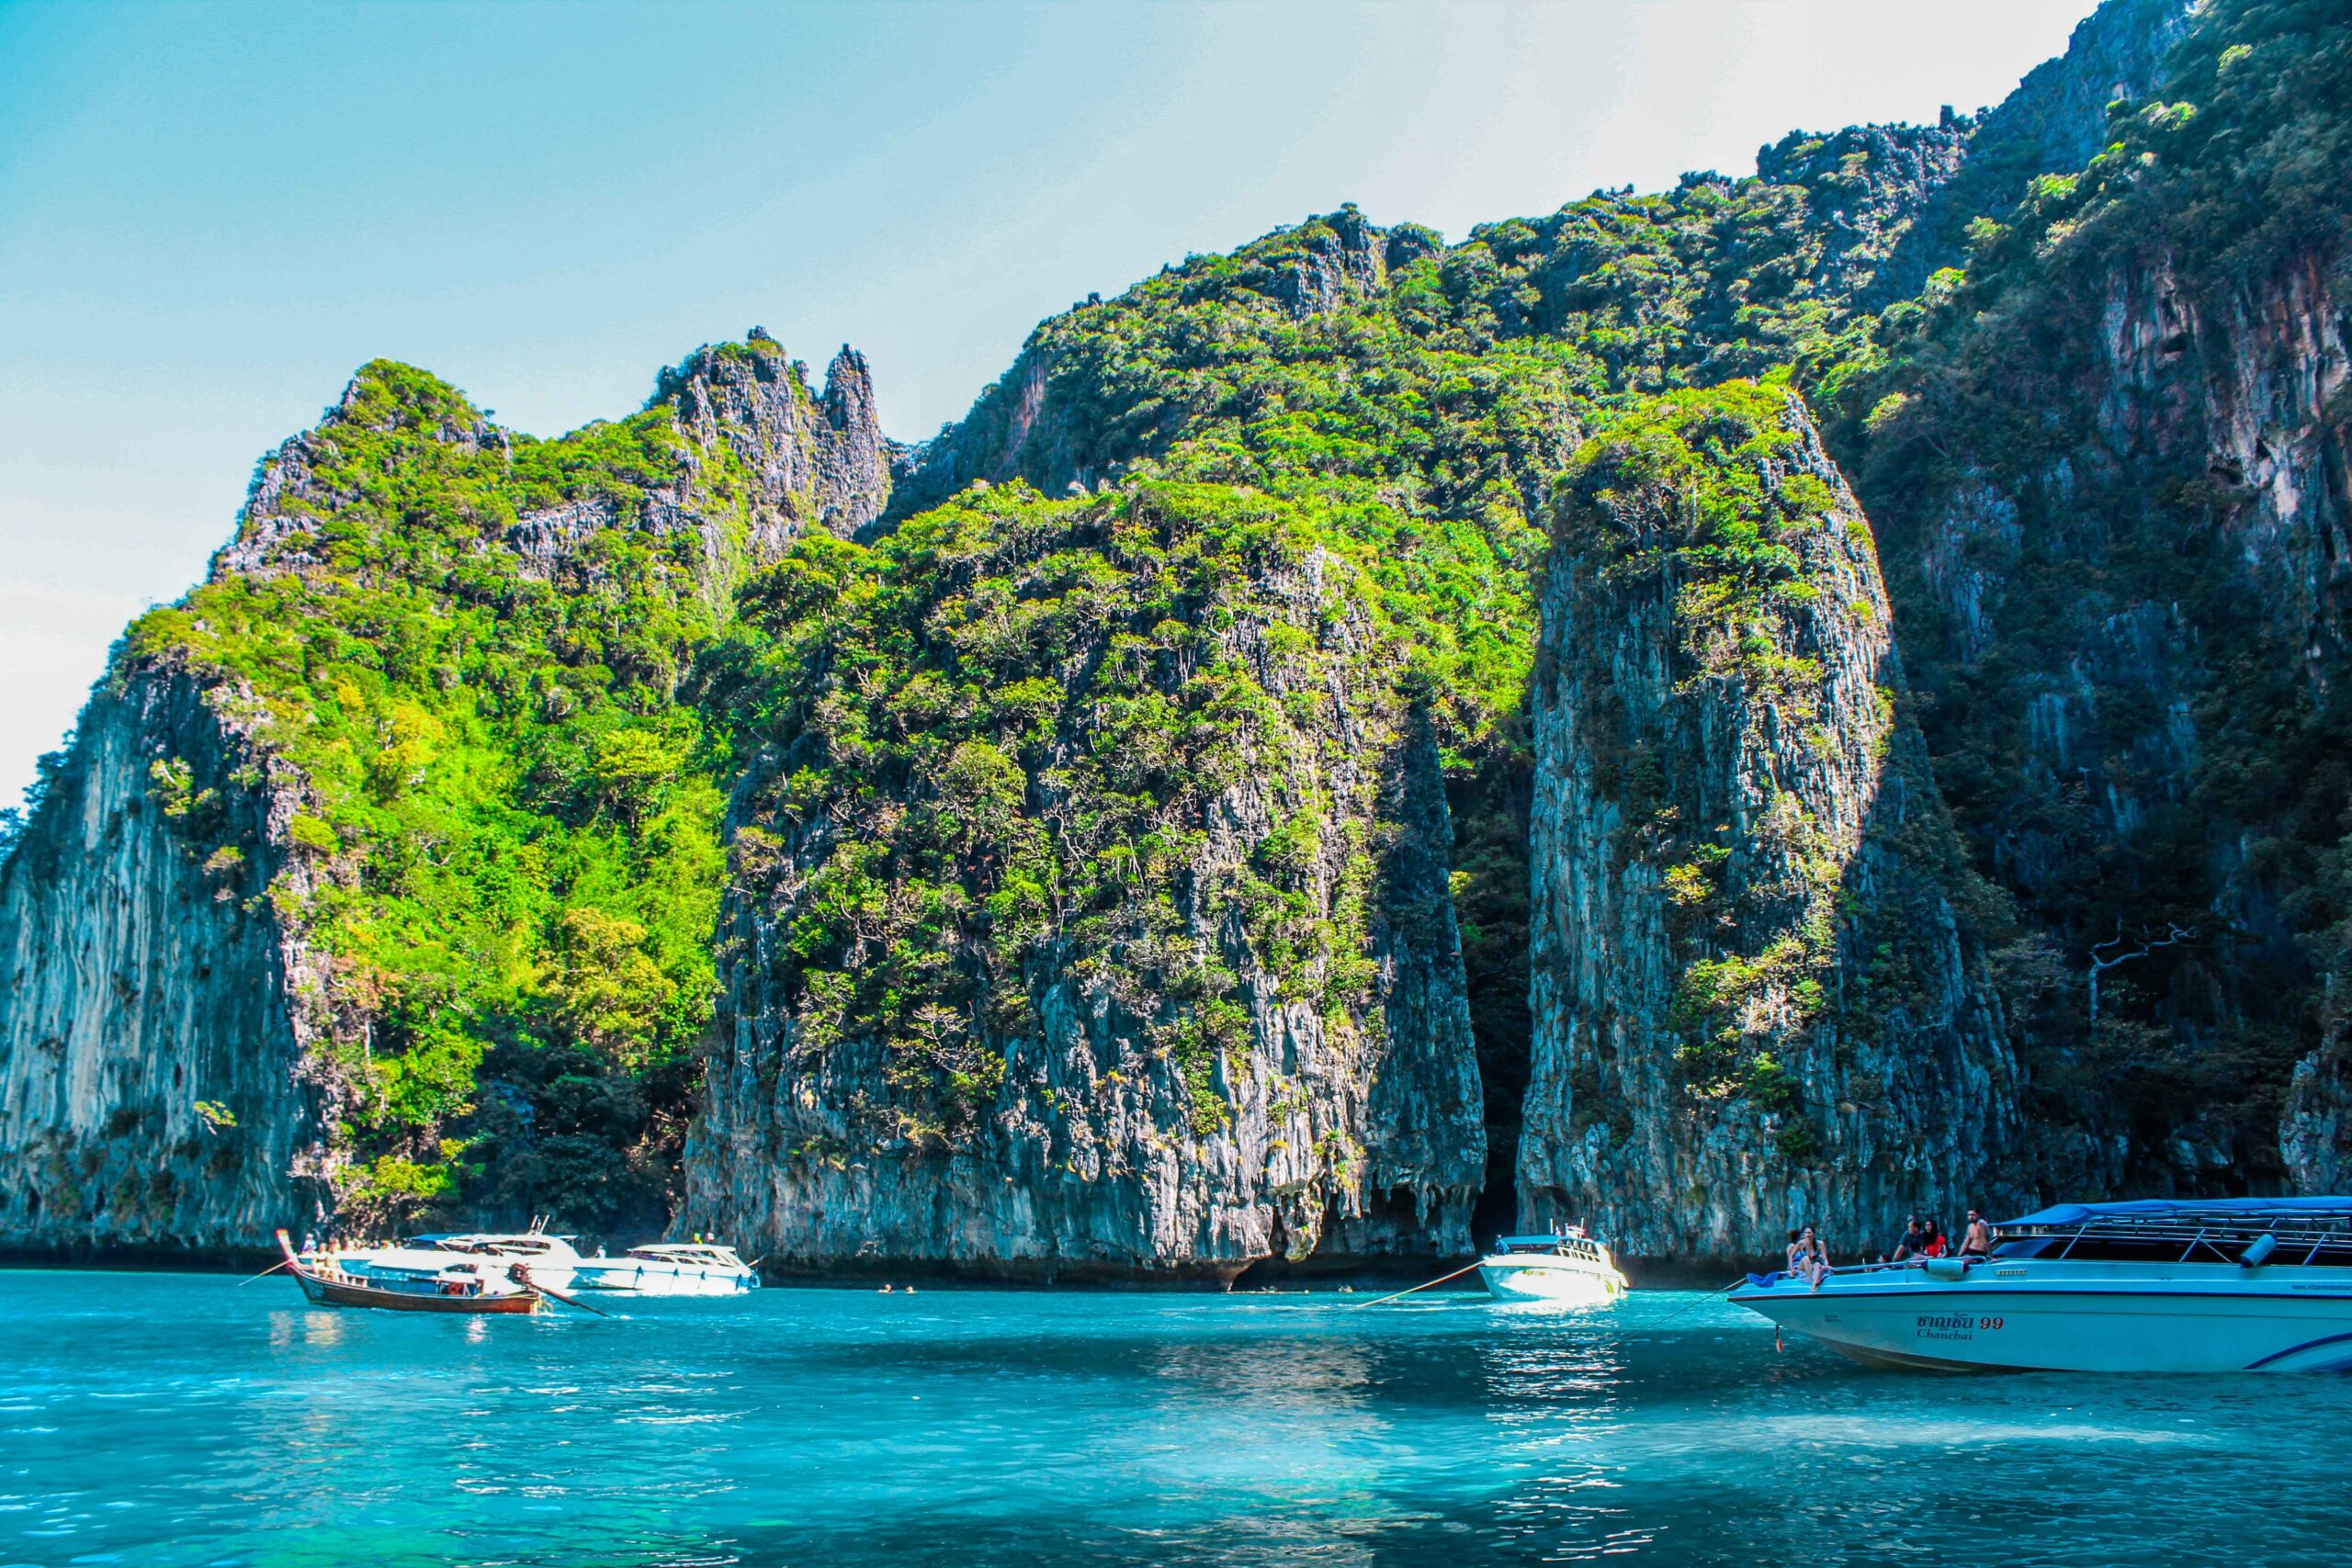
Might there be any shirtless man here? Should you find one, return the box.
[1960,1208,1994,1258]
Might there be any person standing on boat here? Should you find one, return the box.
[1960,1209,1993,1258]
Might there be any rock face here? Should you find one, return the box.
[1851,241,2350,1183]
[2284,1049,2352,1195]
[682,490,1486,1280]
[1863,0,2196,303]
[0,333,893,1256]
[1519,389,2018,1263]
[0,670,336,1255]
[662,336,893,551]
[1812,0,2352,1197]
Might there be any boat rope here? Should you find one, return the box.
[1645,1278,1746,1329]
[524,1271,616,1317]
[1352,1258,1485,1308]
[235,1258,294,1287]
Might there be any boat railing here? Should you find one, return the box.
[1753,1258,1947,1286]
[1998,1213,2352,1266]
[1747,1224,2352,1285]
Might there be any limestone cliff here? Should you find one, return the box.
[0,670,337,1255]
[7,0,2336,1269]
[1519,388,2018,1262]
[1826,0,2352,1191]
[0,333,891,1253]
[683,485,1486,1279]
[1861,0,2195,304]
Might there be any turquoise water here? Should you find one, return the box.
[6,1271,2351,1566]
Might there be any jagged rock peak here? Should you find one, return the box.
[213,361,493,581]
[1272,205,1393,319]
[885,207,1447,522]
[657,332,892,540]
[1985,0,2199,175]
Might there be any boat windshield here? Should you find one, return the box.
[629,1246,742,1266]
[1491,1234,1604,1259]
[435,1235,572,1257]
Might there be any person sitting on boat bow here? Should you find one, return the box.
[1792,1224,1832,1291]
[1959,1209,1992,1258]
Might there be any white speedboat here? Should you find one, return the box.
[1477,1228,1628,1303]
[571,1243,761,1297]
[338,1230,584,1293]
[1730,1198,2352,1372]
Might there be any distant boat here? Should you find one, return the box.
[416,1231,586,1292]
[334,1226,586,1292]
[276,1230,545,1314]
[1476,1228,1628,1303]
[572,1243,762,1297]
[1730,1198,2352,1372]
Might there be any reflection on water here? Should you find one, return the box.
[2,1274,2350,1567]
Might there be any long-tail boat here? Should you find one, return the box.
[275,1229,545,1314]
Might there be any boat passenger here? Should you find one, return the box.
[1920,1220,1948,1258]
[1783,1229,1805,1276]
[1960,1208,1992,1258]
[1891,1215,1926,1261]
[1794,1225,1832,1292]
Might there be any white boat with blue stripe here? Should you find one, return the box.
[1730,1198,2352,1373]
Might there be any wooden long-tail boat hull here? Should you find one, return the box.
[277,1231,544,1315]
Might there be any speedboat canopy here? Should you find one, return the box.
[2000,1197,2352,1228]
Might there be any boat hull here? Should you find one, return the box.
[1478,1258,1626,1304]
[277,1232,544,1315]
[294,1271,544,1314]
[1731,1269,2352,1373]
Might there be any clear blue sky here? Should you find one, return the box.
[0,0,2096,809]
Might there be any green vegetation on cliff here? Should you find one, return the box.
[709,217,1582,1145]
[20,0,2336,1249]
[120,354,805,1226]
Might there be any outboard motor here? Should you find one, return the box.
[2239,1232,2278,1269]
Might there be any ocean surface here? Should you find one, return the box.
[6,1270,2350,1567]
